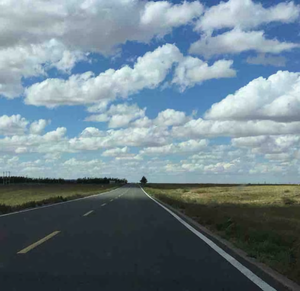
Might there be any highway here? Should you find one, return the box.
[0,184,283,290]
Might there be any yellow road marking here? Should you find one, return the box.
[83,210,94,217]
[17,231,60,254]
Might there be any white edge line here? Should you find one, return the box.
[140,186,276,291]
[0,187,123,218]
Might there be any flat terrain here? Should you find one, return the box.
[0,185,283,290]
[145,184,300,284]
[0,184,118,213]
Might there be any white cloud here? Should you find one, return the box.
[232,135,300,154]
[25,43,238,107]
[203,161,239,174]
[172,118,300,138]
[189,29,299,58]
[63,158,103,168]
[0,115,28,135]
[141,1,204,36]
[29,119,50,135]
[0,40,86,98]
[249,163,285,175]
[246,54,286,67]
[172,57,236,91]
[0,0,202,53]
[80,127,106,138]
[164,156,243,175]
[0,1,204,99]
[205,71,300,122]
[140,139,208,156]
[25,44,183,107]
[86,101,109,113]
[265,153,291,161]
[0,127,69,154]
[69,126,170,151]
[154,109,190,127]
[195,0,300,33]
[102,147,130,157]
[85,103,146,128]
[131,117,153,128]
[44,152,61,161]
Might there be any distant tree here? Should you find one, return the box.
[140,176,147,184]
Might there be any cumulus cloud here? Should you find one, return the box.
[0,0,203,53]
[140,139,208,156]
[0,40,86,98]
[69,126,170,151]
[232,135,300,154]
[246,54,287,67]
[0,1,205,99]
[164,157,243,175]
[249,163,285,175]
[131,109,194,128]
[141,1,204,37]
[64,158,103,168]
[102,147,130,157]
[195,0,300,33]
[0,115,28,135]
[189,29,299,58]
[25,44,183,107]
[264,153,291,161]
[131,117,153,128]
[29,119,50,135]
[85,103,146,128]
[172,57,236,91]
[154,109,190,127]
[25,43,237,107]
[0,127,69,154]
[172,118,300,138]
[205,71,300,122]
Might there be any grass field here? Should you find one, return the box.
[0,184,119,214]
[145,184,300,284]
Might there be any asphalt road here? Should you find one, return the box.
[0,184,280,290]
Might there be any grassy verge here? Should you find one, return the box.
[0,184,120,214]
[145,184,300,284]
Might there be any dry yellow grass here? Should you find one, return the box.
[0,184,118,213]
[145,184,300,284]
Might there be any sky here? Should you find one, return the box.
[1,0,300,183]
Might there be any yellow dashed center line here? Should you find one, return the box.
[17,231,61,254]
[83,210,94,217]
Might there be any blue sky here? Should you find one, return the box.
[1,0,300,183]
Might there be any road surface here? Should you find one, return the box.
[0,184,282,290]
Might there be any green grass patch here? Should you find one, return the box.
[145,184,300,284]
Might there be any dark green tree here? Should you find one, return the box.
[140,176,147,184]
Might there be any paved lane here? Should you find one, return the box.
[0,185,280,290]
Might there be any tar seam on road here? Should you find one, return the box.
[17,231,61,254]
[83,210,94,217]
[140,187,276,291]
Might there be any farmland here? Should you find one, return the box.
[145,184,300,284]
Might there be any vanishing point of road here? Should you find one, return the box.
[0,184,286,290]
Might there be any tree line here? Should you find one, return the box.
[0,176,127,185]
[77,177,127,184]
